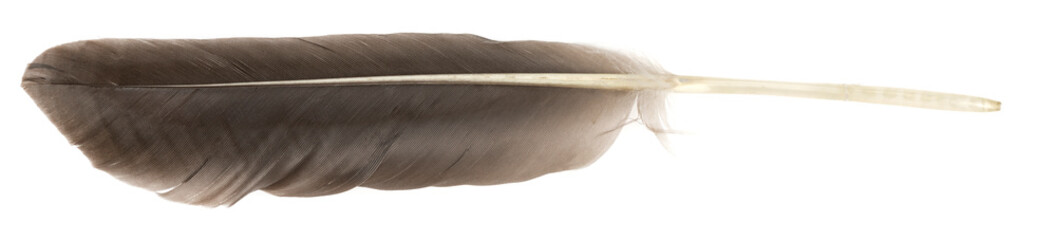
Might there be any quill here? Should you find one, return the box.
[21,33,999,206]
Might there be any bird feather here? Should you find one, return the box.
[21,33,999,206]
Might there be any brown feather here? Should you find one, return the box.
[22,33,668,206]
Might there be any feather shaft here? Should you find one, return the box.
[139,73,1000,112]
[675,75,1000,112]
[137,73,680,90]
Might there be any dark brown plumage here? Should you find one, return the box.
[22,33,669,206]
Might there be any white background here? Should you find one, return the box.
[1,0,1053,239]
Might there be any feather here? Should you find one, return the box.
[21,33,999,206]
